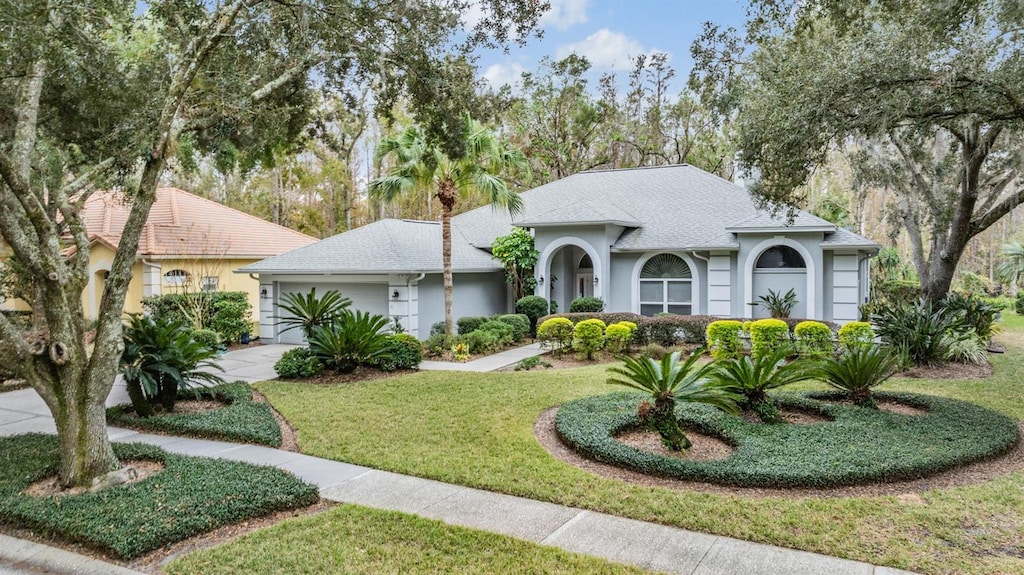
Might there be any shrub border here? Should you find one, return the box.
[107,381,282,447]
[555,391,1019,488]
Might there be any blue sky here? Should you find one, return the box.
[472,0,748,91]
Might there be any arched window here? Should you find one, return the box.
[578,254,593,270]
[639,254,692,316]
[163,269,189,286]
[755,246,806,269]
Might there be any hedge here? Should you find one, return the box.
[706,320,744,361]
[793,320,833,359]
[107,382,282,447]
[747,318,790,358]
[556,391,1018,488]
[0,434,318,559]
[375,334,422,371]
[838,321,875,350]
[274,347,325,379]
[142,291,252,344]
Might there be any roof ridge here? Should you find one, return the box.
[155,187,317,241]
[168,188,180,227]
[579,164,690,175]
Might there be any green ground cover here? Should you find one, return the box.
[257,312,1024,575]
[107,381,281,447]
[166,504,653,575]
[0,434,317,559]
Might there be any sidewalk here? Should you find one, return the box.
[0,345,918,575]
[419,341,546,372]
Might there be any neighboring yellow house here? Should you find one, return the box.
[1,188,316,321]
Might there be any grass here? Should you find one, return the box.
[166,504,652,575]
[0,434,318,559]
[558,391,1017,487]
[257,311,1024,575]
[106,381,282,447]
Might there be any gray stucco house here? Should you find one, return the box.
[239,165,879,343]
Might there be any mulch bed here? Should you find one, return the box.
[534,406,1024,498]
[23,460,166,498]
[251,390,300,452]
[615,428,734,461]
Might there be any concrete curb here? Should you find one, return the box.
[0,535,143,575]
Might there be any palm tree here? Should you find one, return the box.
[369,117,527,336]
[709,346,819,423]
[607,350,740,451]
[998,242,1024,294]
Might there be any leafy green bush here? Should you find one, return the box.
[190,328,222,350]
[872,279,921,306]
[457,316,488,335]
[816,345,899,407]
[872,299,967,365]
[572,318,606,359]
[710,347,818,422]
[607,351,739,450]
[837,321,875,350]
[0,435,318,559]
[513,356,551,371]
[793,321,833,359]
[537,317,574,352]
[756,287,798,318]
[374,334,423,371]
[555,391,1018,488]
[273,347,325,379]
[605,322,634,353]
[430,321,446,336]
[706,320,744,361]
[945,334,989,365]
[209,298,252,343]
[569,296,605,313]
[640,343,668,360]
[142,292,253,343]
[747,319,790,358]
[275,288,351,340]
[1017,292,1024,315]
[308,311,391,373]
[462,329,501,354]
[477,320,515,347]
[941,291,1000,342]
[422,333,453,358]
[515,296,552,336]
[497,314,530,342]
[107,381,282,446]
[120,315,225,417]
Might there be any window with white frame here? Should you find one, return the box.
[639,254,692,316]
[755,245,806,269]
[163,269,189,286]
[201,276,219,292]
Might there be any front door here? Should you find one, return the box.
[576,273,593,298]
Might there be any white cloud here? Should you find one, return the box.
[556,29,655,71]
[482,62,526,90]
[539,0,589,31]
[461,3,485,29]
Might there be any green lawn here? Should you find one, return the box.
[256,314,1024,575]
[166,504,654,575]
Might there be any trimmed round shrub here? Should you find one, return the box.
[572,318,607,359]
[375,334,422,371]
[569,296,605,313]
[556,391,1018,488]
[605,322,633,353]
[747,318,790,358]
[498,314,530,342]
[457,316,488,335]
[462,330,501,354]
[274,347,325,379]
[537,317,574,351]
[190,328,222,350]
[706,320,744,361]
[515,295,552,335]
[793,321,833,359]
[838,321,876,350]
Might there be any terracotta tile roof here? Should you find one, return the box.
[78,188,316,258]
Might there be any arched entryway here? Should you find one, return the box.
[536,237,603,313]
[750,244,808,318]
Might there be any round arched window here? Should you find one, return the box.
[755,246,806,269]
[163,269,190,285]
[639,254,692,316]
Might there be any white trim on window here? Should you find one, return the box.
[743,239,817,319]
[630,252,701,316]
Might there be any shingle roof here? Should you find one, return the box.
[238,219,503,274]
[79,188,316,257]
[820,226,881,248]
[726,211,836,232]
[516,199,641,227]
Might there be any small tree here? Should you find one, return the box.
[492,228,539,301]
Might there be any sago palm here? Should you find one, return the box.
[276,287,352,339]
[607,350,740,451]
[709,346,819,423]
[369,117,527,337]
[816,345,899,408]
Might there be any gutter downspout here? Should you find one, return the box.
[407,273,425,336]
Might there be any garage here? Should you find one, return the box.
[275,281,389,344]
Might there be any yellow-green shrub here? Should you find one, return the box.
[793,320,833,359]
[537,317,574,352]
[838,321,875,350]
[605,322,633,353]
[572,318,607,359]
[706,320,744,361]
[748,318,790,358]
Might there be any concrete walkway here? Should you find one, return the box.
[419,341,546,372]
[0,345,918,575]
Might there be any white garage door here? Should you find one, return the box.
[277,282,388,344]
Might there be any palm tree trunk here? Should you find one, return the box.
[439,182,457,337]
